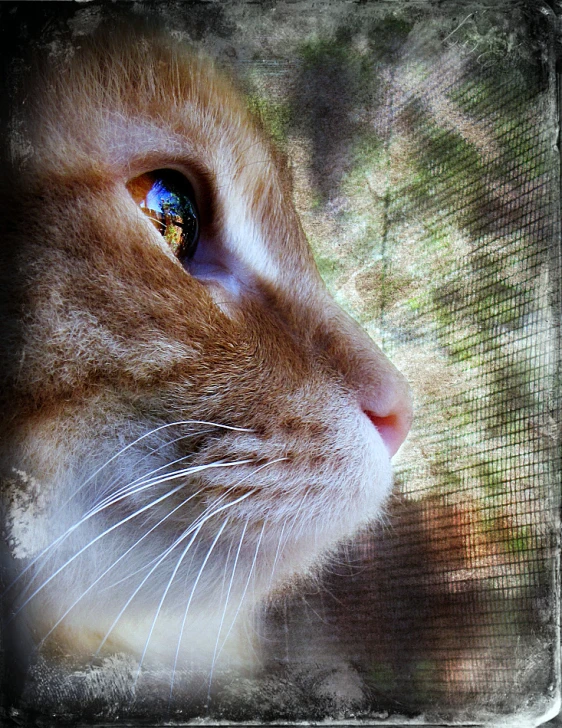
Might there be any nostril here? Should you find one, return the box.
[365,408,412,458]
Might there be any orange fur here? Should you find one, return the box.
[1,26,411,687]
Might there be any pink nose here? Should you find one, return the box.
[361,386,413,458]
[314,300,413,458]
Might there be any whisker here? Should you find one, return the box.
[11,460,254,611]
[134,518,230,685]
[87,457,285,596]
[218,539,235,606]
[63,420,253,508]
[12,479,191,616]
[91,458,253,515]
[5,456,251,598]
[24,421,243,580]
[96,429,214,502]
[267,519,287,593]
[168,457,288,699]
[284,493,309,546]
[213,518,267,667]
[318,584,346,608]
[300,594,329,625]
[97,523,205,658]
[95,486,259,656]
[267,493,309,587]
[37,487,206,647]
[292,510,311,544]
[92,453,285,546]
[204,519,249,702]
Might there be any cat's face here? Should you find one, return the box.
[0,31,411,673]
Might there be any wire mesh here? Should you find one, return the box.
[0,1,559,725]
[256,3,561,723]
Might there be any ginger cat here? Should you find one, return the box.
[0,24,411,704]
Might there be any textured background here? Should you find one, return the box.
[1,1,560,725]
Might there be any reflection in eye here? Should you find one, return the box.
[127,170,199,260]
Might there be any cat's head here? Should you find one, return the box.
[0,28,412,669]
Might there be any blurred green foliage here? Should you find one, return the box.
[240,3,558,629]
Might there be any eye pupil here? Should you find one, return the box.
[128,170,199,260]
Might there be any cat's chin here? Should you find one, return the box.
[259,416,393,592]
[5,407,391,675]
[191,403,395,607]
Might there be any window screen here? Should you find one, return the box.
[0,1,560,726]
[248,4,561,724]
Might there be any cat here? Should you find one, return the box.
[0,23,412,706]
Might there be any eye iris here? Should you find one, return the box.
[128,170,199,260]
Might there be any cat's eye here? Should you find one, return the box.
[127,169,199,260]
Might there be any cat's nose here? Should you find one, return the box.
[360,379,413,458]
[325,309,413,457]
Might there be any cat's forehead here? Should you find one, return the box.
[31,38,266,179]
